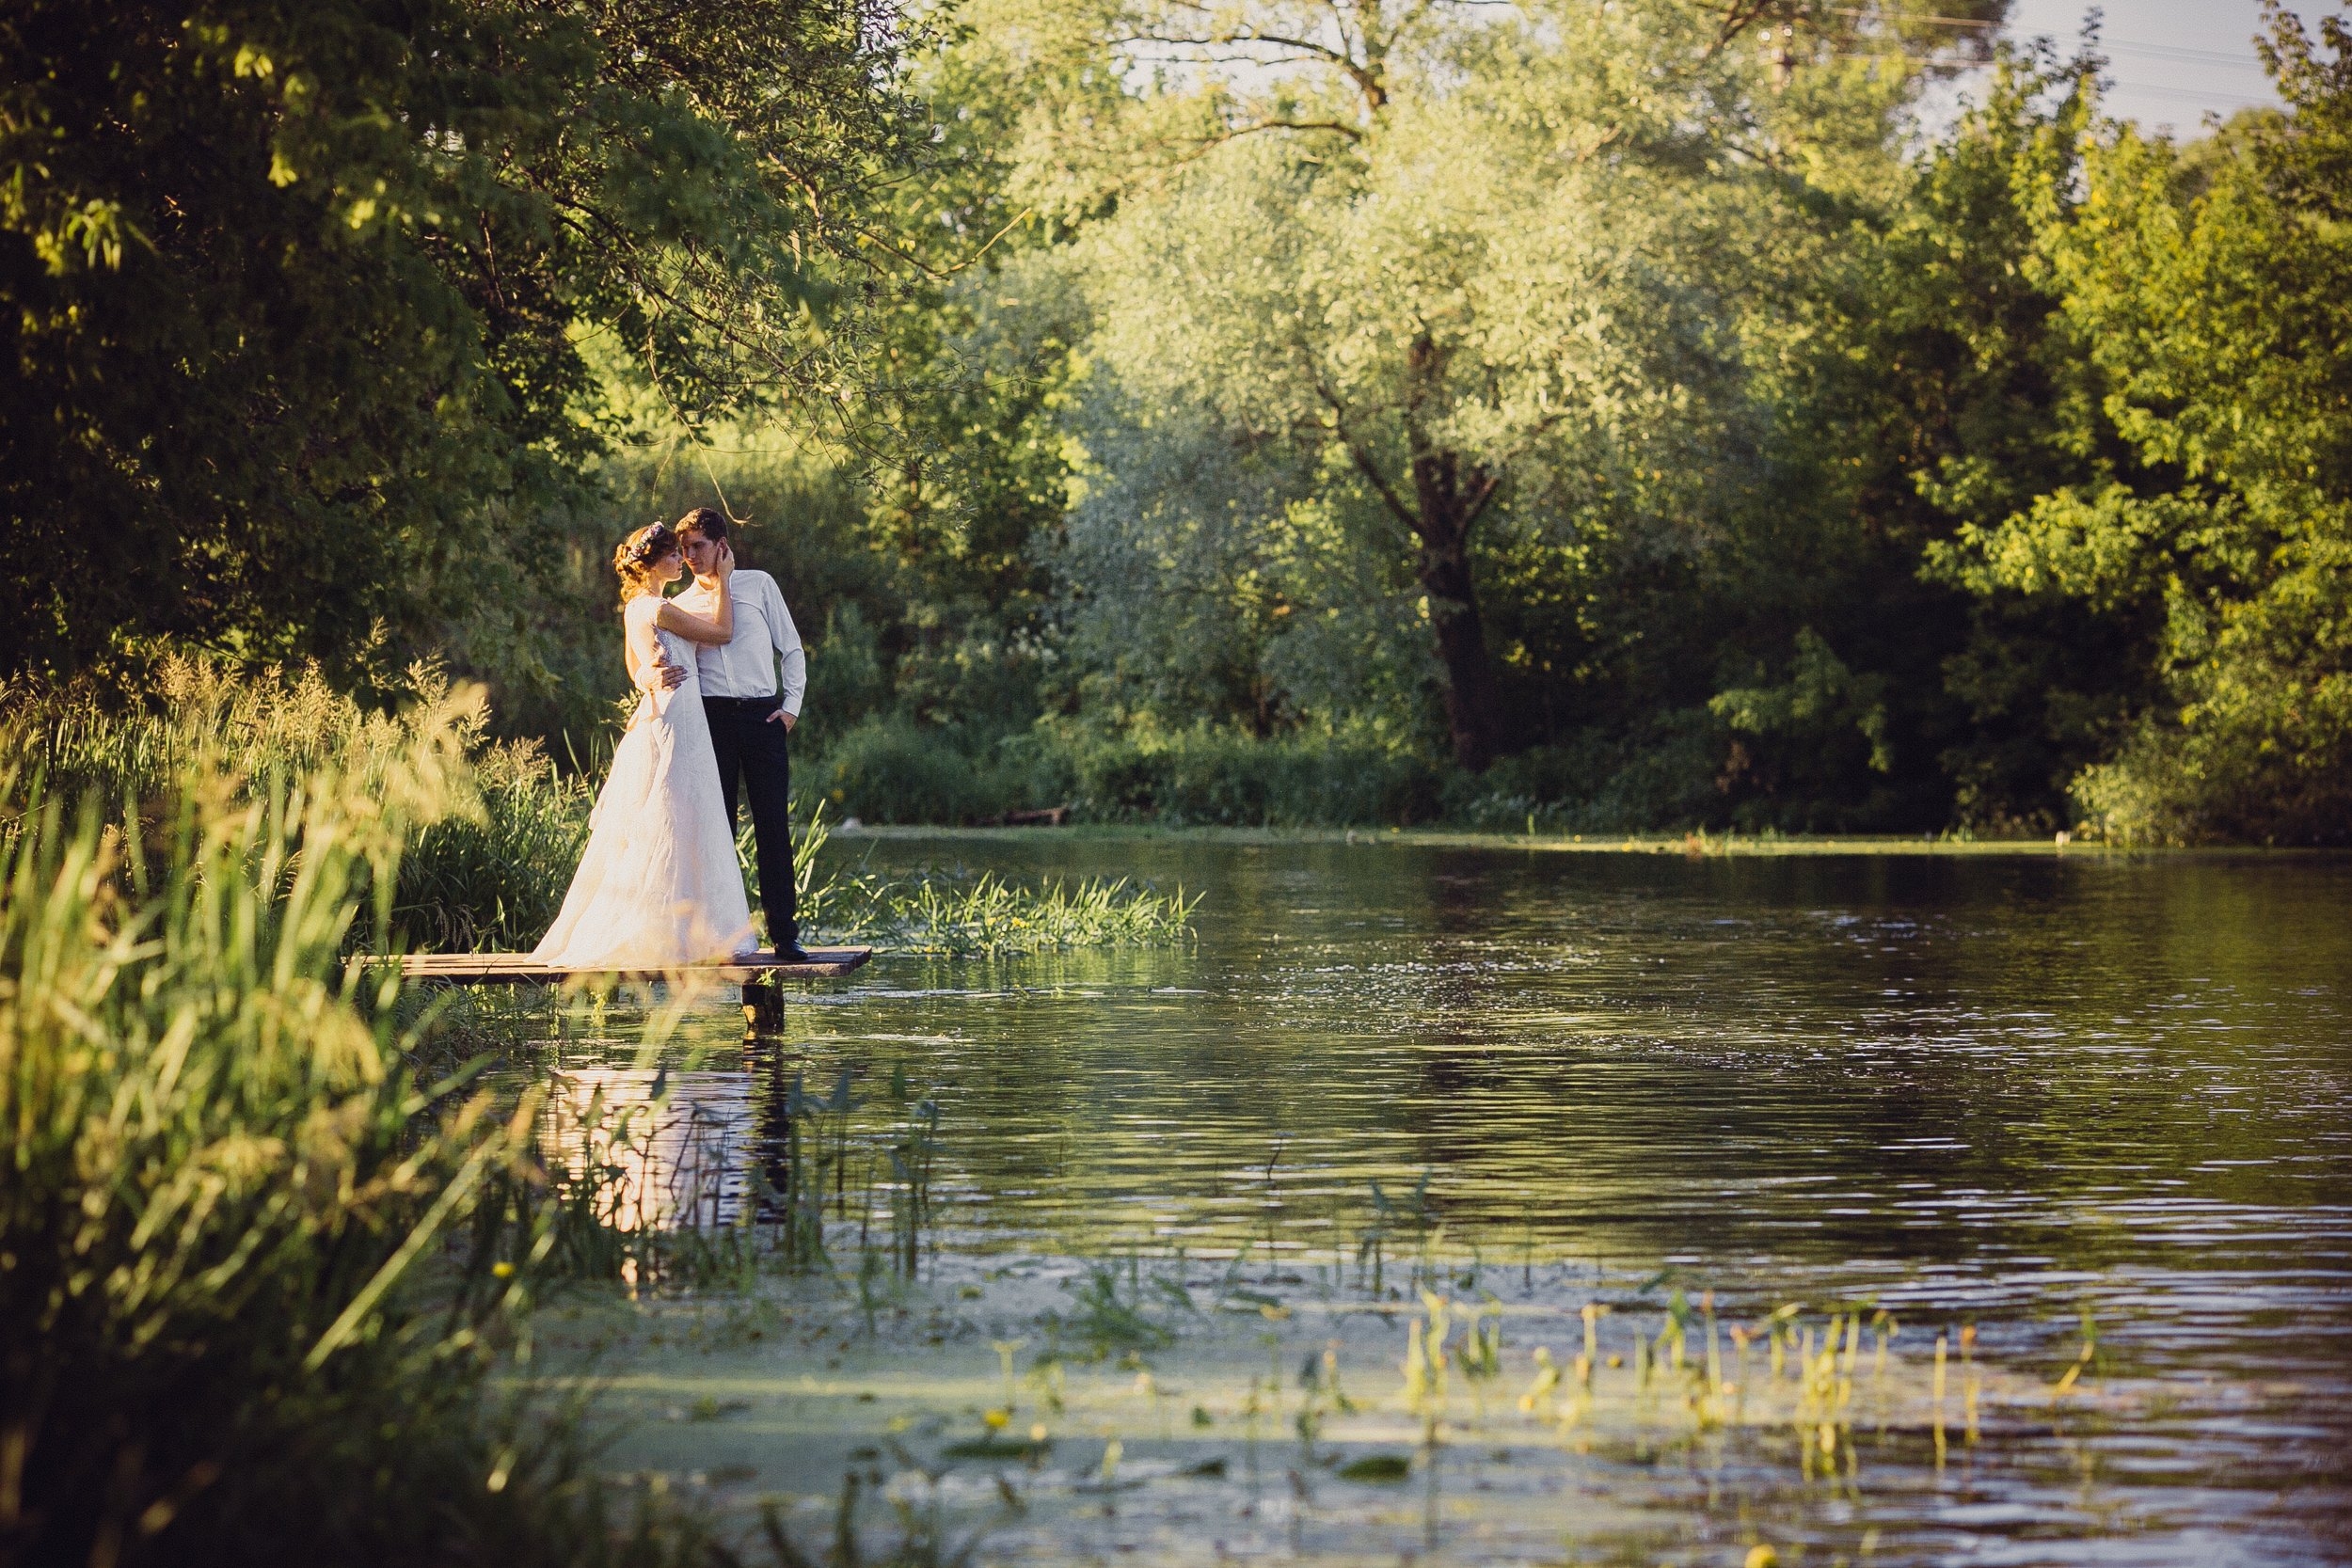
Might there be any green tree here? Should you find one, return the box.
[1940,5,2352,842]
[1073,0,1746,770]
[1740,42,2162,832]
[0,0,918,685]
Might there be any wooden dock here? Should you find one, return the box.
[384,947,872,1029]
[390,947,873,986]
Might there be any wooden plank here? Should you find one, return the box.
[375,947,873,986]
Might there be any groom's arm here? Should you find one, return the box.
[765,575,805,729]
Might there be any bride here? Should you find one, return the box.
[532,519,756,967]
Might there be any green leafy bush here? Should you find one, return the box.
[811,713,1007,825]
[803,714,1767,833]
[1062,727,1444,827]
[400,738,595,953]
[1446,720,1726,835]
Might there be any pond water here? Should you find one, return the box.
[544,833,2352,1565]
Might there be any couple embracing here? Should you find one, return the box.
[532,507,816,968]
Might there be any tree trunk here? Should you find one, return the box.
[1409,449,1507,773]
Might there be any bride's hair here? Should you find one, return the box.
[612,521,680,605]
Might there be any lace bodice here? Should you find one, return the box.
[625,594,698,701]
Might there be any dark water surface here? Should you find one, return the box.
[580,834,2352,1560]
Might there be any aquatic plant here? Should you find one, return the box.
[758,1470,998,1568]
[518,1052,963,1302]
[885,1086,944,1278]
[517,1073,771,1293]
[1053,1259,1179,1356]
[1356,1170,1438,1296]
[790,798,1198,958]
[801,818,1197,958]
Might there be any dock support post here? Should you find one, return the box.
[741,977,784,1033]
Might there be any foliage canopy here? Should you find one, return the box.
[6,0,2349,843]
[0,0,919,683]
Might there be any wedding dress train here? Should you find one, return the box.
[532,595,755,967]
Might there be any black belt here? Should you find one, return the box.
[703,693,781,707]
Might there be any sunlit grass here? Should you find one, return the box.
[769,804,1197,957]
[0,689,606,1561]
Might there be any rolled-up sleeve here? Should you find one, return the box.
[769,575,807,717]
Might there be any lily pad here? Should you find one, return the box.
[941,1436,1046,1460]
[1336,1453,1413,1483]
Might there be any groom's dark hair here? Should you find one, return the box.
[677,506,728,542]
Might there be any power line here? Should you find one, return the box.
[2109,77,2279,107]
[2103,40,2270,71]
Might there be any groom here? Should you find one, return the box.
[673,507,812,963]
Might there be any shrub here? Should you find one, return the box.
[811,713,999,824]
[803,712,1757,832]
[2072,705,2352,847]
[1060,727,1444,826]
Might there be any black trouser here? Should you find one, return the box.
[703,694,796,949]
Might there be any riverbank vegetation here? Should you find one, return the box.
[0,661,1191,1563]
[0,669,2322,1561]
[0,700,685,1565]
[7,1,2345,842]
[8,658,1197,956]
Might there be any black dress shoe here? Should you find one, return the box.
[776,942,817,964]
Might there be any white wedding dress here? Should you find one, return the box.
[532,594,755,967]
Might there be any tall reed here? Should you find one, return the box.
[0,688,696,1566]
[9,659,1198,958]
[1,655,588,955]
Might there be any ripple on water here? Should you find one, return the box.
[539,838,2352,1562]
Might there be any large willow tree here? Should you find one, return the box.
[985,0,2001,769]
[0,0,921,682]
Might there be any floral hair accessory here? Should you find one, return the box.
[624,521,677,565]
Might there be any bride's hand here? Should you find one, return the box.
[714,540,735,580]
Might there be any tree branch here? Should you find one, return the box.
[842,206,1037,281]
[1173,116,1365,161]
[1312,377,1420,532]
[1461,467,1505,530]
[1118,24,1387,111]
[1708,0,1785,57]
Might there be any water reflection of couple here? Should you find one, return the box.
[531,508,814,967]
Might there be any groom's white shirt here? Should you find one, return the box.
[675,568,806,717]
